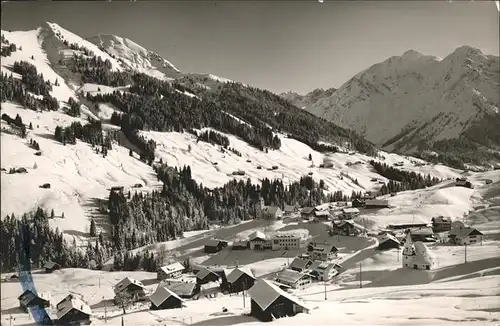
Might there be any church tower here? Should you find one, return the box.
[402,232,415,268]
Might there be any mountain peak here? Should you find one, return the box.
[401,49,424,59]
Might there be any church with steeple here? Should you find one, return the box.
[402,232,434,270]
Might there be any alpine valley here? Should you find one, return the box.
[1,22,500,326]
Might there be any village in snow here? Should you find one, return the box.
[1,2,500,325]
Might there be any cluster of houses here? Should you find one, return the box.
[17,290,92,325]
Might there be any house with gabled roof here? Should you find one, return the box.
[157,262,185,280]
[18,289,50,312]
[431,216,452,232]
[113,277,146,303]
[341,207,360,220]
[308,261,340,281]
[226,267,255,293]
[164,281,200,299]
[378,233,401,250]
[43,260,61,273]
[204,238,229,253]
[262,206,283,220]
[448,227,484,245]
[248,231,272,250]
[275,269,312,289]
[313,210,331,221]
[332,219,359,236]
[195,266,221,285]
[283,204,299,215]
[288,257,313,272]
[248,279,310,322]
[149,286,185,310]
[300,207,315,219]
[56,294,91,325]
[308,242,338,261]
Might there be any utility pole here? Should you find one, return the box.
[324,279,327,300]
[359,262,362,288]
[103,296,107,323]
[464,243,467,264]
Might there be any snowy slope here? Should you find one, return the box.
[1,102,162,243]
[293,47,500,152]
[45,22,124,72]
[86,34,181,80]
[1,29,77,105]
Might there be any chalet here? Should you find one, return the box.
[165,282,200,299]
[455,178,473,189]
[332,220,359,236]
[157,262,185,280]
[309,243,338,261]
[409,227,435,242]
[283,204,298,215]
[351,198,365,208]
[18,290,50,312]
[308,261,340,281]
[271,234,301,251]
[431,216,452,232]
[113,277,146,303]
[204,238,228,253]
[43,260,61,273]
[340,207,360,220]
[275,269,312,289]
[56,294,91,325]
[248,279,310,322]
[262,206,283,220]
[248,231,272,250]
[363,192,377,200]
[378,234,401,250]
[232,240,249,250]
[288,257,313,272]
[227,267,256,293]
[365,199,389,209]
[313,210,331,221]
[149,286,185,310]
[300,207,315,218]
[448,227,484,245]
[195,267,221,285]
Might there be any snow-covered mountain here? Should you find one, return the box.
[288,47,500,155]
[86,34,182,80]
[280,87,337,109]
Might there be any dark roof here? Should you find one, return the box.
[301,207,315,214]
[289,257,312,271]
[43,261,60,269]
[205,238,227,247]
[311,243,338,253]
[165,282,198,296]
[449,227,484,239]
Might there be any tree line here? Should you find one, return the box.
[369,160,442,194]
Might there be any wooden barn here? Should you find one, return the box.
[204,239,229,254]
[288,257,313,273]
[149,286,185,310]
[18,289,50,312]
[195,267,221,285]
[248,279,310,322]
[43,260,61,273]
[56,295,91,325]
[378,234,401,250]
[165,282,200,299]
[226,267,256,294]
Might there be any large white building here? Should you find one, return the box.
[271,234,301,251]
